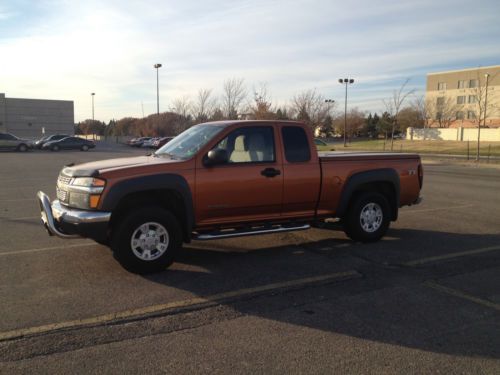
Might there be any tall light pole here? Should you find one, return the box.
[154,63,162,115]
[477,73,490,161]
[339,78,354,147]
[91,93,95,121]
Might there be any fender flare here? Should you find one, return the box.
[336,168,400,220]
[101,174,194,240]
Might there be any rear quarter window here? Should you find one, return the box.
[281,126,311,163]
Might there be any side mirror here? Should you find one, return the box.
[204,148,228,166]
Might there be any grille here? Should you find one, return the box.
[58,175,72,185]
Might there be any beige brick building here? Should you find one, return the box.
[426,65,500,128]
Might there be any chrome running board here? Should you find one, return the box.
[193,223,310,241]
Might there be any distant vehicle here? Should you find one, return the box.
[141,137,159,148]
[314,138,328,146]
[153,136,174,149]
[0,132,34,152]
[34,134,71,149]
[42,137,95,151]
[127,137,152,147]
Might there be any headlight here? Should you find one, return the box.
[67,177,106,209]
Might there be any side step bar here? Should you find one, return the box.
[193,223,310,241]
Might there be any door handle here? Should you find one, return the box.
[261,168,281,178]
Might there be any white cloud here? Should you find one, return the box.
[0,0,499,121]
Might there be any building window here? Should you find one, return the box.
[469,79,478,88]
[436,97,445,105]
[467,111,476,120]
[437,82,447,90]
[468,95,477,104]
[456,111,464,120]
[458,80,466,89]
[457,96,466,104]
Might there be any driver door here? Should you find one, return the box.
[195,126,283,227]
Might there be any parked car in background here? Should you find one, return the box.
[42,137,95,151]
[0,132,34,152]
[314,138,335,151]
[314,138,328,146]
[34,134,71,149]
[127,137,152,147]
[153,136,174,149]
[141,137,159,148]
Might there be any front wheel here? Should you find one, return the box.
[111,207,182,274]
[51,145,60,151]
[343,192,391,242]
[81,145,89,151]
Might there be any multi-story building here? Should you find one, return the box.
[0,93,74,138]
[426,65,500,128]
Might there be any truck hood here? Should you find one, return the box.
[61,155,181,177]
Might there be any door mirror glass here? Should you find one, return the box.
[204,148,228,166]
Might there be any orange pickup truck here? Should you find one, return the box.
[38,120,423,273]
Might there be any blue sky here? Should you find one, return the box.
[1,0,499,122]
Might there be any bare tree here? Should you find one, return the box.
[249,83,275,120]
[383,79,415,150]
[469,70,499,161]
[290,89,335,131]
[192,88,217,123]
[425,96,462,128]
[172,95,192,119]
[222,78,247,119]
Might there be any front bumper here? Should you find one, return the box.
[37,191,111,241]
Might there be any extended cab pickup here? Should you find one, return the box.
[38,121,423,273]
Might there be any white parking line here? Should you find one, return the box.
[402,204,474,214]
[0,216,39,221]
[425,281,500,312]
[404,245,500,266]
[0,198,36,202]
[0,270,361,341]
[0,243,97,256]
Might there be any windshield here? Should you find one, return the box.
[155,124,224,160]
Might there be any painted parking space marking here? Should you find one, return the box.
[425,281,500,312]
[403,245,500,266]
[0,242,97,256]
[401,204,474,214]
[0,270,361,341]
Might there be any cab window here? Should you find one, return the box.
[214,127,275,163]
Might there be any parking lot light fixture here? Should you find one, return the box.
[154,64,162,116]
[339,78,354,147]
[91,93,95,121]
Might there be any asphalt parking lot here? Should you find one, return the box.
[0,144,499,374]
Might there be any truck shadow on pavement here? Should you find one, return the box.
[143,227,500,359]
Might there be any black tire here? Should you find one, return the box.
[52,145,60,151]
[81,145,89,151]
[343,192,391,242]
[111,207,182,274]
[17,144,28,152]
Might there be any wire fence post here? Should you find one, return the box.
[467,140,470,161]
[488,144,491,163]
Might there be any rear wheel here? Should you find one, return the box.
[51,145,60,151]
[17,144,28,152]
[343,192,391,242]
[111,207,182,274]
